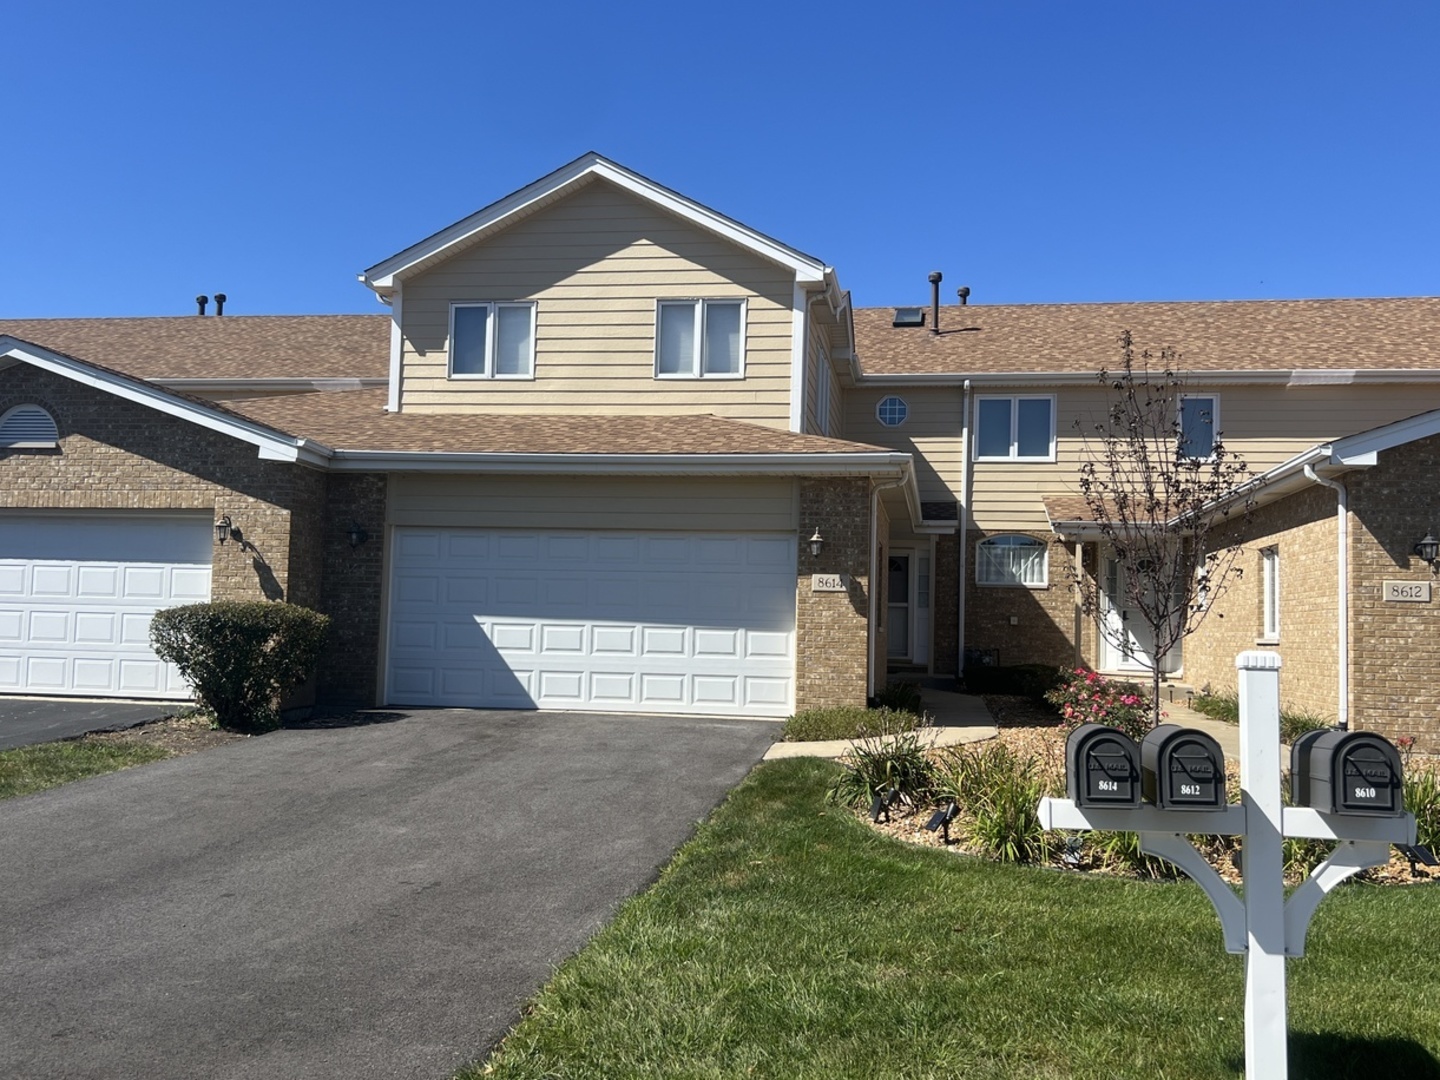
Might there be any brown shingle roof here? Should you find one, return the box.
[0,315,389,381]
[854,297,1440,376]
[1042,495,1100,525]
[218,390,895,456]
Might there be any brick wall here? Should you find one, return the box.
[317,473,387,705]
[1348,433,1440,748]
[795,477,871,711]
[1183,485,1340,722]
[963,530,1077,670]
[932,533,959,675]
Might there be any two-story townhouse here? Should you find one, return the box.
[5,152,1440,748]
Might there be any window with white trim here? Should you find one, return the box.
[976,535,1049,587]
[449,302,537,378]
[1179,394,1219,460]
[975,395,1055,461]
[655,299,744,378]
[1261,547,1280,640]
[876,396,908,427]
[0,404,59,448]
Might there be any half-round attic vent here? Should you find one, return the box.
[0,404,59,448]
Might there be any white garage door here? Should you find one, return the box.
[0,515,212,699]
[387,528,797,716]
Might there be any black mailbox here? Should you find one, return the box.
[1066,723,1142,808]
[1292,729,1404,817]
[1141,724,1228,810]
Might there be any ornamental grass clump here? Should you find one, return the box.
[825,728,934,812]
[1044,667,1153,742]
[931,741,1061,864]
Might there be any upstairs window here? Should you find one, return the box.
[656,299,745,378]
[976,534,1049,587]
[0,404,59,448]
[449,302,536,379]
[1179,394,1219,460]
[975,395,1055,461]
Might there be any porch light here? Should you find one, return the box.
[1415,532,1440,570]
[808,529,825,557]
[347,521,370,549]
[214,514,235,545]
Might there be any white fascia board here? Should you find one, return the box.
[386,282,403,412]
[361,153,829,290]
[156,377,388,393]
[325,449,910,476]
[855,368,1440,388]
[789,283,809,432]
[0,338,332,468]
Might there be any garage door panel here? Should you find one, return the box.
[171,568,212,600]
[118,659,164,694]
[75,612,118,646]
[25,657,68,691]
[0,566,24,595]
[32,566,73,597]
[0,611,21,641]
[388,528,796,716]
[28,611,70,644]
[78,566,120,598]
[123,567,167,600]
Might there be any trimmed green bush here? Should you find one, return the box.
[962,663,1062,701]
[150,601,331,733]
[871,679,924,714]
[782,706,920,742]
[1044,667,1152,742]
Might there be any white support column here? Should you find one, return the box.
[1238,650,1287,1080]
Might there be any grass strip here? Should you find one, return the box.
[470,758,1440,1080]
[0,740,171,800]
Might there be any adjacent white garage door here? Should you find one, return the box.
[387,528,797,716]
[0,515,212,698]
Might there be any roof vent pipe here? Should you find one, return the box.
[195,295,208,316]
[928,271,942,335]
[214,293,227,316]
[957,286,970,306]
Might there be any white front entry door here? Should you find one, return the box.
[0,514,212,698]
[1101,556,1180,675]
[386,528,797,717]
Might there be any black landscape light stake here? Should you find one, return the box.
[1397,843,1437,877]
[924,799,960,844]
[870,786,900,824]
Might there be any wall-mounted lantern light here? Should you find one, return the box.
[808,529,825,557]
[215,514,235,545]
[347,521,370,549]
[1415,532,1440,570]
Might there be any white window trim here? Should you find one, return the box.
[447,301,538,381]
[653,298,747,380]
[975,534,1050,589]
[1261,546,1280,642]
[973,394,1057,462]
[814,338,832,436]
[876,395,909,427]
[1179,393,1220,462]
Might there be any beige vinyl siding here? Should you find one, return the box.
[397,180,796,426]
[388,474,799,533]
[803,323,842,437]
[849,381,1440,532]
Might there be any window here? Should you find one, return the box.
[975,396,1055,461]
[976,535,1049,587]
[1179,395,1219,460]
[814,340,832,436]
[876,396,908,427]
[655,299,744,378]
[0,404,59,448]
[449,302,536,379]
[1261,547,1280,641]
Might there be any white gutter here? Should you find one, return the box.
[957,378,973,678]
[854,369,1440,389]
[1304,465,1350,730]
[156,377,386,393]
[869,470,910,698]
[326,449,913,476]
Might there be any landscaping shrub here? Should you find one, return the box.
[962,663,1062,701]
[871,679,924,715]
[1192,688,1332,744]
[150,601,331,733]
[1043,667,1152,741]
[931,741,1061,863]
[782,706,920,743]
[825,728,934,811]
[1403,759,1440,852]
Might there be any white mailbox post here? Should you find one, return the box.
[1037,651,1417,1080]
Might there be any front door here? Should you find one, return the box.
[1101,556,1180,675]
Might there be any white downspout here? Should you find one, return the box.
[868,468,910,698]
[1304,465,1349,730]
[957,379,973,678]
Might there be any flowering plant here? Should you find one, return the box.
[1044,667,1154,742]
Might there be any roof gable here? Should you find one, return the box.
[360,153,829,294]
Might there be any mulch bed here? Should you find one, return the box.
[80,711,248,755]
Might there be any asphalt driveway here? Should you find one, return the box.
[0,697,175,750]
[0,708,777,1080]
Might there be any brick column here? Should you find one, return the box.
[795,477,872,712]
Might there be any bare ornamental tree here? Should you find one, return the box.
[1070,331,1255,727]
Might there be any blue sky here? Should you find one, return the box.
[6,2,1438,317]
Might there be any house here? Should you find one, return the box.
[3,152,1439,747]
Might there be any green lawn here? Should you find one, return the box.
[0,740,171,800]
[471,758,1440,1080]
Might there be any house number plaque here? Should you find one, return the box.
[811,573,848,593]
[1383,580,1431,603]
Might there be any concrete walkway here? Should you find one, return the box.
[764,684,998,760]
